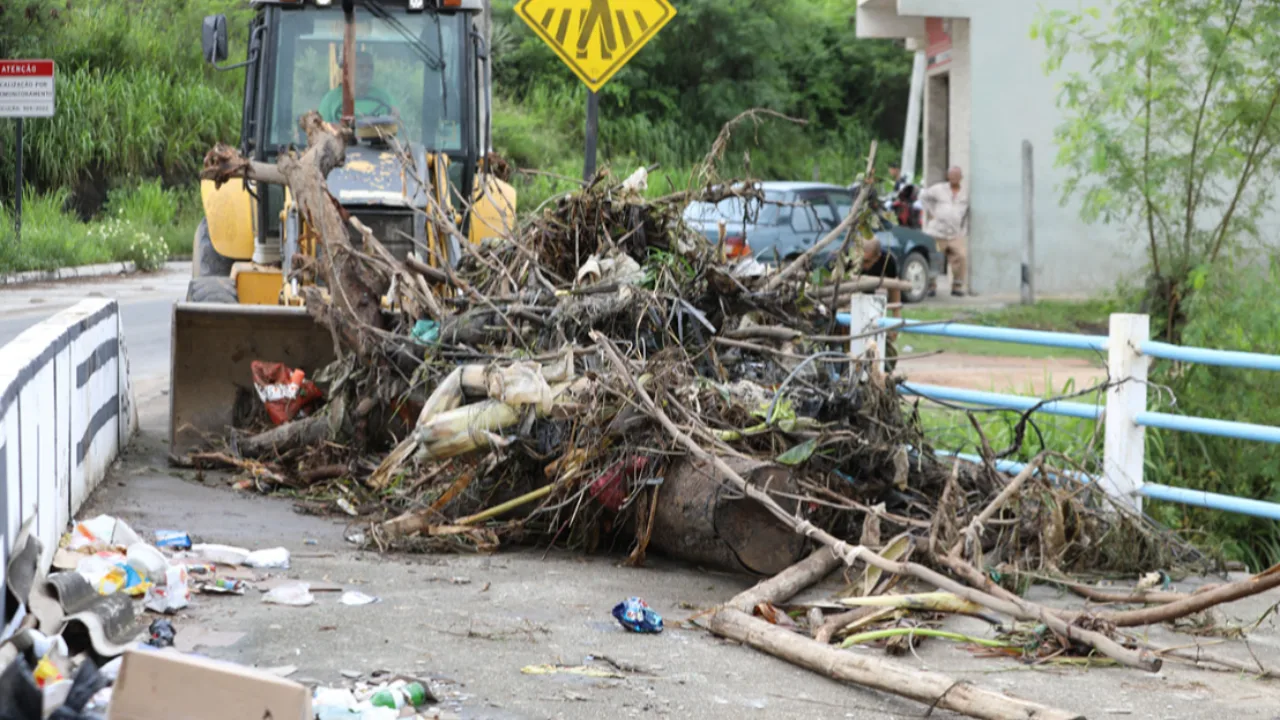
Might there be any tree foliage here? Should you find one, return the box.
[1034,0,1280,339]
[492,0,912,179]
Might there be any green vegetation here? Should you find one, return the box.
[1034,1,1280,341]
[1144,262,1280,569]
[1,0,906,272]
[491,0,911,210]
[0,180,198,272]
[1033,1,1280,566]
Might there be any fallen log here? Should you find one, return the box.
[238,413,331,458]
[709,549,1083,720]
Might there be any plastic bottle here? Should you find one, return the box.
[369,682,428,710]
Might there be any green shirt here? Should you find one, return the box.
[317,86,399,122]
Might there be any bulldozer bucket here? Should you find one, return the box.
[170,302,336,458]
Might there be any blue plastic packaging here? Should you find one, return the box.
[154,530,192,550]
[612,597,663,633]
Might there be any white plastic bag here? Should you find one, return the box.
[263,582,314,607]
[191,543,251,566]
[143,565,190,613]
[67,515,140,551]
[244,547,291,569]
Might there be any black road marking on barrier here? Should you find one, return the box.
[76,394,119,465]
[76,338,118,389]
[0,302,116,418]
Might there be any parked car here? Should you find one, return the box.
[682,181,942,303]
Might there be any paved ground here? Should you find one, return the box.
[6,268,1280,718]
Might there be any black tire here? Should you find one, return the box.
[186,277,237,304]
[194,218,234,278]
[901,252,930,304]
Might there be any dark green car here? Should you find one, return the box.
[683,181,943,302]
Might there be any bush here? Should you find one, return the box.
[0,190,107,272]
[1145,262,1280,568]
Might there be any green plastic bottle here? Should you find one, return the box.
[370,683,428,710]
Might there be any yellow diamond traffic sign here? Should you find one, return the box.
[515,0,676,92]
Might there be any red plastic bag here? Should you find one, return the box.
[588,456,650,511]
[251,361,323,425]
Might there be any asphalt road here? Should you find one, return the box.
[0,263,189,380]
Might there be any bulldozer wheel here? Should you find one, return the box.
[187,277,238,303]
[194,218,234,278]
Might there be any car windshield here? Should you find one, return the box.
[684,190,782,226]
[268,8,464,151]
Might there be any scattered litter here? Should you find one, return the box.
[340,591,380,606]
[263,582,315,607]
[67,514,140,551]
[612,597,664,634]
[143,565,191,613]
[126,542,170,583]
[108,648,310,720]
[146,619,176,648]
[345,529,367,545]
[244,547,291,569]
[197,578,247,595]
[341,670,364,680]
[520,664,625,679]
[154,529,193,550]
[336,497,360,517]
[252,360,324,425]
[95,562,152,597]
[305,538,319,546]
[449,576,471,585]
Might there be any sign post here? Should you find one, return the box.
[1,60,56,242]
[514,0,676,182]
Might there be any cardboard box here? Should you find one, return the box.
[107,649,312,720]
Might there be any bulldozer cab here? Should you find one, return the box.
[174,0,514,457]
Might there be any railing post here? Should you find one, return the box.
[849,294,887,373]
[1102,313,1150,511]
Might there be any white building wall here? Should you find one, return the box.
[861,0,1147,296]
[963,1,1142,296]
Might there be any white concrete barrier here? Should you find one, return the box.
[0,299,136,597]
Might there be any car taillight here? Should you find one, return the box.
[725,235,751,258]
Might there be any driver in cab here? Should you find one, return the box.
[319,50,397,122]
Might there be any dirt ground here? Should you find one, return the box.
[897,352,1107,395]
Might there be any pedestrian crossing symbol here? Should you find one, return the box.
[515,0,676,92]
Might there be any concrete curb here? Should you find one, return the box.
[0,260,189,287]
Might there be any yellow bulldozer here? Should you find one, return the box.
[172,0,515,456]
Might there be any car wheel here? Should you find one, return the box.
[901,253,930,304]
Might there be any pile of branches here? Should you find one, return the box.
[197,112,1207,574]
[193,110,1280,719]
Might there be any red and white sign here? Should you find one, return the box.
[925,18,952,71]
[0,60,56,118]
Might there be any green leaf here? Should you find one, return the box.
[776,438,818,466]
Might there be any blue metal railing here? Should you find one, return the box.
[937,451,1280,521]
[900,382,1102,420]
[836,310,1280,519]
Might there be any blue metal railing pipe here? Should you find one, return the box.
[937,451,1280,521]
[1134,412,1280,445]
[1139,341,1280,372]
[900,382,1103,420]
[834,316,1110,352]
[1139,484,1280,521]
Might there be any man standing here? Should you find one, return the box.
[920,166,969,297]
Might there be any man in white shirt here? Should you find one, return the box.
[920,166,970,296]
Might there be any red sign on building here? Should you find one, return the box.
[925,18,952,71]
[0,60,56,118]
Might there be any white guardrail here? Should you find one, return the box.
[840,295,1280,518]
[0,299,137,609]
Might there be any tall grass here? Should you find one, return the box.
[0,0,250,203]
